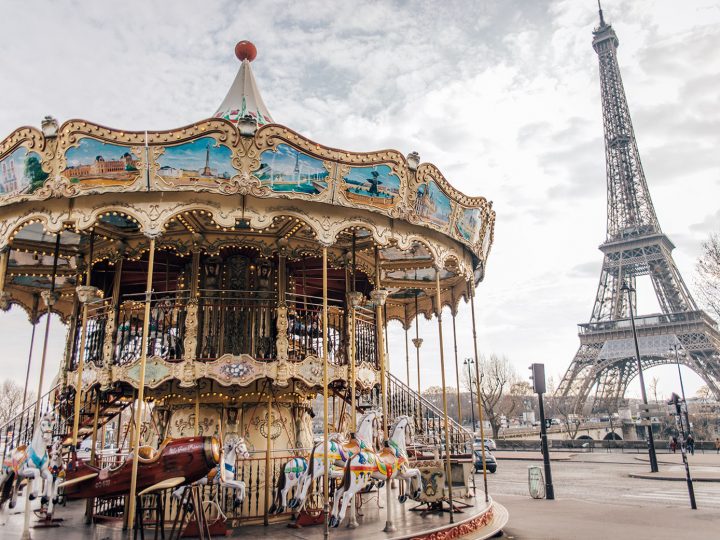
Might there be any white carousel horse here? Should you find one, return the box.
[0,411,56,523]
[284,409,381,513]
[172,437,250,510]
[48,437,65,508]
[329,415,422,528]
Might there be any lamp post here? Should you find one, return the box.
[620,281,659,473]
[669,342,691,431]
[464,358,476,432]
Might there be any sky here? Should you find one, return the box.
[0,0,718,405]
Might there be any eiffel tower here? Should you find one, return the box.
[557,5,720,413]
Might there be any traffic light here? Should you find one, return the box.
[529,363,546,394]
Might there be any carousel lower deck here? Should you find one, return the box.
[3,486,507,539]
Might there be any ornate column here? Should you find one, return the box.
[181,248,201,387]
[101,256,123,391]
[127,236,157,530]
[434,269,454,523]
[0,245,11,310]
[275,239,290,386]
[71,233,99,448]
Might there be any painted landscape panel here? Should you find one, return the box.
[343,164,400,208]
[415,180,452,228]
[0,146,48,196]
[456,207,481,243]
[255,144,328,194]
[64,138,140,186]
[158,137,235,183]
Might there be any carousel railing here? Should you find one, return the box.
[113,291,188,366]
[69,299,111,370]
[0,383,64,457]
[286,292,345,364]
[384,372,472,455]
[195,289,278,361]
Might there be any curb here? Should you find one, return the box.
[628,473,720,483]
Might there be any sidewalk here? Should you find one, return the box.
[493,451,574,462]
[490,494,719,540]
[635,453,720,467]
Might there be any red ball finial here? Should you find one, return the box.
[235,41,257,62]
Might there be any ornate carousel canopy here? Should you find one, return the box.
[0,41,495,328]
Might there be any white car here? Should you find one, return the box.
[473,436,496,451]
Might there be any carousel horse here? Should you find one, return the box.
[48,437,65,508]
[0,411,56,523]
[328,415,422,528]
[172,436,250,509]
[286,409,381,513]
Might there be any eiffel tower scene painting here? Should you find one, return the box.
[556,6,720,414]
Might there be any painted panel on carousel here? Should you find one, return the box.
[254,143,329,194]
[0,146,48,196]
[415,179,452,231]
[157,136,236,185]
[384,267,453,282]
[63,137,140,187]
[342,164,400,208]
[456,207,481,244]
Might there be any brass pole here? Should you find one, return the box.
[85,390,101,523]
[469,283,489,502]
[404,315,410,388]
[126,236,157,530]
[414,292,422,396]
[21,295,40,411]
[194,387,200,436]
[373,247,394,533]
[71,232,95,448]
[0,246,9,291]
[435,270,454,522]
[264,383,273,525]
[451,294,463,426]
[23,234,60,540]
[322,247,329,539]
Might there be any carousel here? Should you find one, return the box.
[0,41,506,539]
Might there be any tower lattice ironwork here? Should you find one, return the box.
[557,6,720,413]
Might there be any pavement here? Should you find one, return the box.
[493,494,719,540]
[492,451,574,462]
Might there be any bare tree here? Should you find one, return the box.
[465,354,518,439]
[554,396,581,440]
[695,385,711,403]
[696,232,720,321]
[649,376,660,404]
[0,379,28,427]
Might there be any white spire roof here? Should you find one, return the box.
[214,41,274,126]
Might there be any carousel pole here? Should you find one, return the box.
[263,382,273,526]
[21,233,60,540]
[412,292,423,398]
[372,247,394,533]
[127,236,157,531]
[404,306,410,388]
[71,232,96,449]
[21,294,40,411]
[451,292,462,426]
[434,270,454,523]
[346,237,360,529]
[194,387,200,435]
[322,247,330,540]
[469,282,489,503]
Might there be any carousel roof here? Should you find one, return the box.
[214,41,274,127]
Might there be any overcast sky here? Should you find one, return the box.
[0,0,718,404]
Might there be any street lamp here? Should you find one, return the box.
[620,281,659,473]
[669,342,691,431]
[464,358,476,432]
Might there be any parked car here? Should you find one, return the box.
[474,449,497,473]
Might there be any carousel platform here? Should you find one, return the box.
[1,490,507,539]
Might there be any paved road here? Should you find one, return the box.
[478,452,720,539]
